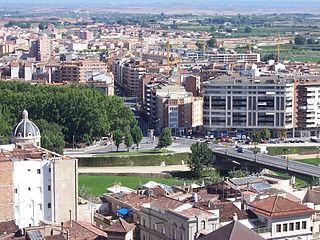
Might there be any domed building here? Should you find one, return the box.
[11,109,41,147]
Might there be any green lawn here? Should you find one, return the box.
[266,146,319,156]
[295,158,320,166]
[94,149,173,156]
[78,175,179,196]
[272,171,309,188]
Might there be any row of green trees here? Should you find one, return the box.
[0,81,137,153]
[112,126,143,151]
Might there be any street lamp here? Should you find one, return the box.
[286,156,290,171]
[317,147,320,167]
[253,142,258,164]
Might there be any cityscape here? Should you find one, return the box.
[0,0,320,240]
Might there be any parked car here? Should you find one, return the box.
[173,136,179,140]
[237,147,245,153]
[245,140,253,145]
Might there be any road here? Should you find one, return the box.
[211,145,320,178]
[64,136,320,178]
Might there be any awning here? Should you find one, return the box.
[117,208,132,215]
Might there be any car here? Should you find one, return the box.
[311,138,320,143]
[298,140,305,143]
[245,140,253,145]
[154,146,160,149]
[173,136,179,140]
[146,140,151,144]
[237,147,245,153]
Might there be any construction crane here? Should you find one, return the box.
[203,41,206,57]
[166,40,170,76]
[249,39,252,54]
[277,35,294,63]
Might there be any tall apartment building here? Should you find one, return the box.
[112,59,147,96]
[202,74,294,137]
[147,84,203,134]
[185,75,201,97]
[58,60,108,82]
[0,110,78,229]
[208,53,260,63]
[29,35,53,62]
[11,62,19,79]
[295,80,320,137]
[79,30,94,41]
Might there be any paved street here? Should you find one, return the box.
[79,165,190,174]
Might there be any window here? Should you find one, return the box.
[296,222,300,230]
[142,219,145,227]
[28,187,31,191]
[48,168,51,173]
[154,223,157,231]
[173,229,176,240]
[289,223,294,231]
[302,221,307,229]
[201,220,205,230]
[14,188,18,194]
[48,185,51,191]
[38,204,42,210]
[276,224,281,233]
[48,203,51,208]
[27,169,30,172]
[37,169,41,174]
[283,223,288,232]
[162,227,165,235]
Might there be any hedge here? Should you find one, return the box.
[78,152,190,167]
[266,146,319,156]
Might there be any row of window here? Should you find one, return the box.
[27,168,51,174]
[276,221,307,233]
[14,185,51,193]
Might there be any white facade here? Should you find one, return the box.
[24,65,33,81]
[203,75,294,137]
[13,159,54,228]
[11,66,19,79]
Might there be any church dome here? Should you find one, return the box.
[11,110,41,147]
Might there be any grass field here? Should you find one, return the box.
[94,149,173,156]
[78,175,180,196]
[272,171,309,188]
[266,146,319,156]
[295,158,320,166]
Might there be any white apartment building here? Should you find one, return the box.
[296,80,320,137]
[246,196,315,240]
[203,74,295,137]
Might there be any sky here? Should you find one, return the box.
[1,0,320,12]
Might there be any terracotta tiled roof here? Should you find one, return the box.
[151,196,185,210]
[197,221,265,240]
[247,196,316,218]
[67,221,107,240]
[105,218,135,233]
[109,192,151,210]
[197,202,254,223]
[0,220,20,234]
[0,153,9,162]
[177,207,206,218]
[45,234,66,240]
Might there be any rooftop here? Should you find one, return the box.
[247,196,316,218]
[197,221,265,240]
[105,218,135,233]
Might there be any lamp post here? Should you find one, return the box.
[253,142,258,164]
[73,135,75,149]
[317,147,320,167]
[286,156,290,171]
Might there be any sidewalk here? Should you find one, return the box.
[79,165,190,174]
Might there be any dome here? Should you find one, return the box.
[11,110,41,147]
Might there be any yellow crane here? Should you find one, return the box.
[249,39,252,54]
[203,41,206,57]
[277,35,294,63]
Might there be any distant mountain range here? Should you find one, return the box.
[1,0,320,13]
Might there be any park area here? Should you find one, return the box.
[78,175,180,196]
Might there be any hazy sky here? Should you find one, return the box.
[1,0,320,12]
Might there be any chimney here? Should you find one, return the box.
[61,222,63,231]
[69,210,72,227]
[233,213,238,221]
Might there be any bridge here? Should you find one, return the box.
[210,145,320,181]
